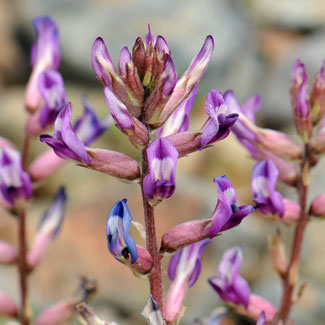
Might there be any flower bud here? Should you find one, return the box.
[35,299,75,325]
[268,232,287,276]
[242,295,277,323]
[130,245,153,275]
[256,129,302,160]
[29,150,65,181]
[160,219,211,253]
[0,241,18,264]
[87,148,140,180]
[0,291,18,318]
[282,199,301,224]
[310,61,325,125]
[310,193,325,216]
[167,131,201,157]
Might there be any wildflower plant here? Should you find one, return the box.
[1,14,325,325]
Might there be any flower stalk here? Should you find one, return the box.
[278,143,311,322]
[18,209,29,325]
[141,150,163,312]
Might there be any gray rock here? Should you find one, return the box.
[16,0,260,94]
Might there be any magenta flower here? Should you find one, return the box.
[0,147,33,206]
[201,90,238,148]
[251,159,284,217]
[25,16,60,113]
[143,138,179,204]
[209,175,254,237]
[208,246,251,308]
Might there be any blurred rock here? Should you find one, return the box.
[248,0,325,30]
[16,0,260,97]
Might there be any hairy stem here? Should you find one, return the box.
[278,143,310,322]
[18,209,29,325]
[21,133,31,171]
[141,150,163,311]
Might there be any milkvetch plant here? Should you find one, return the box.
[1,14,325,325]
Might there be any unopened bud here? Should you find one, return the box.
[130,245,153,275]
[282,199,301,224]
[0,291,18,318]
[167,131,202,158]
[29,150,66,181]
[268,232,287,276]
[310,193,325,216]
[35,299,75,325]
[160,219,211,253]
[0,241,18,264]
[310,61,325,125]
[239,294,277,323]
[257,129,302,160]
[87,148,140,180]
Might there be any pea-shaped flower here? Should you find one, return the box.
[106,199,138,264]
[143,138,179,205]
[251,159,284,217]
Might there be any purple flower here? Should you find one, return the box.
[25,16,60,113]
[74,95,111,146]
[165,239,210,323]
[201,90,238,148]
[157,86,198,137]
[251,159,284,217]
[0,147,33,206]
[168,239,210,287]
[38,69,66,128]
[27,187,67,268]
[223,90,261,143]
[143,138,179,204]
[106,199,138,264]
[103,87,148,149]
[40,103,90,163]
[40,99,109,163]
[209,175,254,237]
[208,246,251,308]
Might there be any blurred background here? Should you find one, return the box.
[1,0,325,324]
